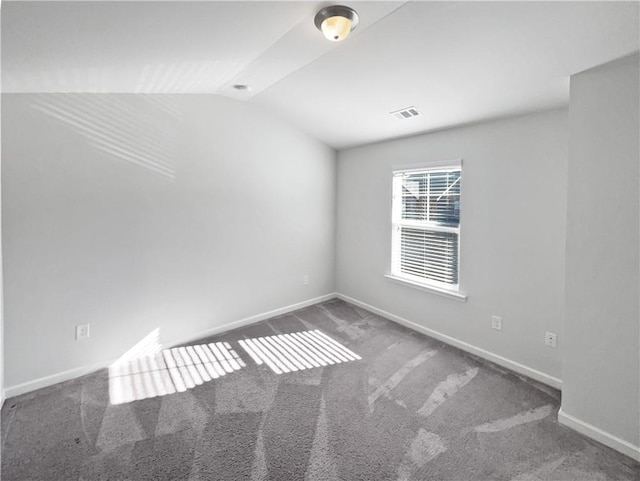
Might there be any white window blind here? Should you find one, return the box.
[391,162,461,291]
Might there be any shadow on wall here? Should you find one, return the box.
[108,329,361,405]
[30,94,182,179]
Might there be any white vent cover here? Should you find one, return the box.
[390,106,421,120]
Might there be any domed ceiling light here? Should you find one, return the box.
[314,5,359,42]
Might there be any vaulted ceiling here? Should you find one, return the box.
[3,1,639,148]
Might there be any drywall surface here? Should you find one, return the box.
[562,54,640,449]
[0,7,4,408]
[336,109,568,381]
[2,94,336,389]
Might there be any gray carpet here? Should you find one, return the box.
[2,299,638,480]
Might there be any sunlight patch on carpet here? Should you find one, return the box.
[108,329,358,404]
[239,330,361,375]
[109,341,245,405]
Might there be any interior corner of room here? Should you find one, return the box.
[0,0,638,469]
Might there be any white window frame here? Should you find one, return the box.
[386,160,466,302]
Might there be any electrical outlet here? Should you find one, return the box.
[545,332,557,348]
[491,315,502,331]
[303,275,309,286]
[76,323,90,340]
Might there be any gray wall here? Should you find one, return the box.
[2,94,336,389]
[0,6,4,407]
[562,54,640,448]
[336,109,568,382]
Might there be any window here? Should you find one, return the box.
[390,161,462,297]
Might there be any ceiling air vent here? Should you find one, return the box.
[390,106,421,120]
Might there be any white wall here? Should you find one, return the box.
[0,6,4,409]
[561,54,640,457]
[336,109,568,385]
[2,93,336,391]
[0,5,4,408]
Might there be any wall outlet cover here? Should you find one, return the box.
[545,331,557,348]
[76,324,90,340]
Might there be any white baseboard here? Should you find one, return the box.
[5,293,338,399]
[336,293,563,390]
[5,358,119,399]
[558,408,640,462]
[168,292,338,348]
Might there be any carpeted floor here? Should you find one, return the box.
[2,299,639,480]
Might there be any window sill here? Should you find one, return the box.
[384,274,468,302]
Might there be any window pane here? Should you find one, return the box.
[400,228,459,285]
[401,170,460,226]
[401,173,428,221]
[429,170,460,226]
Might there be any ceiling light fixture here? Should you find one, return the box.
[314,5,359,42]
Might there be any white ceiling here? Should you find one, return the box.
[2,1,639,149]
